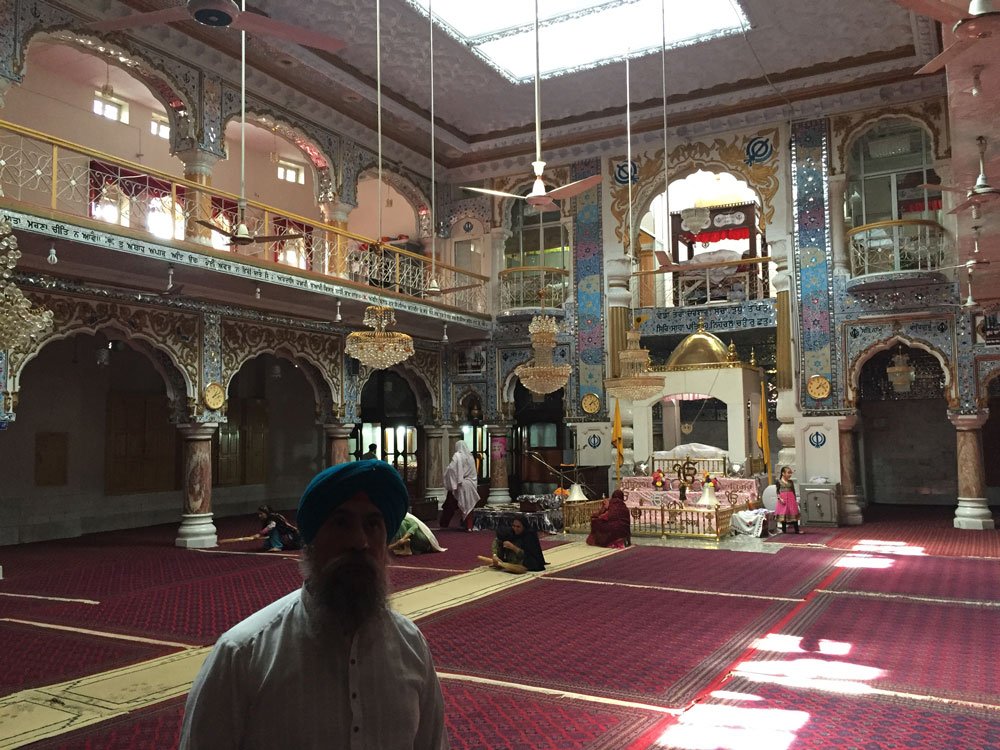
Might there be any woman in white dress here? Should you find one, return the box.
[440,440,480,530]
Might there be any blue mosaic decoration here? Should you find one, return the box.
[198,313,224,423]
[572,159,605,413]
[791,119,835,412]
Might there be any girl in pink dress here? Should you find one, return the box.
[775,466,801,534]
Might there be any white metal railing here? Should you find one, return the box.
[848,219,949,276]
[498,266,570,310]
[0,118,489,314]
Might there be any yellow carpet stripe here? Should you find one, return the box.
[0,618,199,649]
[543,575,802,602]
[0,592,99,605]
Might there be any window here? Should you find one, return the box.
[93,91,129,124]
[150,114,170,139]
[89,160,185,236]
[276,160,305,185]
[146,195,184,240]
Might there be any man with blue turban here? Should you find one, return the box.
[180,460,449,749]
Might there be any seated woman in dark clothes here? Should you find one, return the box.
[477,514,547,574]
[255,505,301,552]
[587,489,631,548]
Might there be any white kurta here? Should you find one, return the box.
[180,588,449,750]
[443,446,479,517]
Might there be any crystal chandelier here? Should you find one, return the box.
[886,346,916,393]
[515,315,570,395]
[604,328,663,401]
[0,219,54,350]
[345,305,414,370]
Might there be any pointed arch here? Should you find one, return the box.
[847,334,955,408]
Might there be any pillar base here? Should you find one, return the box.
[839,493,864,525]
[175,513,219,548]
[954,498,995,530]
[425,486,446,509]
[487,487,512,506]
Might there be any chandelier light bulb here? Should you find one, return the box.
[47,244,58,265]
[255,285,261,300]
[335,299,342,322]
[442,324,448,342]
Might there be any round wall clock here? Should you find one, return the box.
[203,381,226,410]
[581,392,601,414]
[806,374,832,400]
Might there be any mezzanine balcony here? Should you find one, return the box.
[846,219,951,291]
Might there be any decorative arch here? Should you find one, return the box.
[27,31,194,139]
[220,319,342,421]
[356,165,431,226]
[611,127,781,251]
[454,385,485,417]
[830,102,948,175]
[847,334,955,408]
[975,355,1000,408]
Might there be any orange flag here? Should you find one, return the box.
[756,379,772,484]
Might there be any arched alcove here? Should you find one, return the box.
[358,370,422,498]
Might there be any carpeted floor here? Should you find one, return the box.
[828,552,1000,600]
[24,696,187,750]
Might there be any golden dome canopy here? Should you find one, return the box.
[664,319,731,370]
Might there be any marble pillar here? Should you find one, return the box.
[487,424,512,505]
[949,412,994,530]
[829,174,850,276]
[424,426,447,508]
[318,200,353,278]
[175,423,219,548]
[324,423,354,467]
[837,415,864,525]
[176,149,220,245]
[606,257,632,378]
[770,238,800,470]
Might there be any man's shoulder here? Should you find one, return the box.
[218,588,301,646]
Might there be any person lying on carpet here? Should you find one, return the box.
[587,489,631,548]
[388,512,447,556]
[477,514,547,574]
[255,504,302,551]
[180,460,449,750]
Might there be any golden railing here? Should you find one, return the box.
[563,497,740,541]
[0,119,489,313]
[633,255,772,308]
[847,219,949,276]
[498,266,570,310]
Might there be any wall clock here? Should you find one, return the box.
[581,392,601,414]
[203,381,226,411]
[806,374,832,400]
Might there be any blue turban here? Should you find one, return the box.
[297,460,409,544]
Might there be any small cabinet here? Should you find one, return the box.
[801,484,839,527]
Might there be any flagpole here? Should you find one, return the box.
[761,378,772,485]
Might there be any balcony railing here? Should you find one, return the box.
[0,119,488,314]
[848,219,949,277]
[633,255,771,308]
[498,266,570,310]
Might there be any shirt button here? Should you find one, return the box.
[353,726,360,733]
[351,692,357,700]
[350,658,356,665]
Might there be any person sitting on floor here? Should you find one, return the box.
[478,514,547,574]
[256,504,302,552]
[388,513,447,556]
[587,490,631,548]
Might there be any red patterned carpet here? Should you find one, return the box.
[419,578,793,707]
[0,621,178,696]
[553,545,845,598]
[829,552,1000,600]
[24,696,186,750]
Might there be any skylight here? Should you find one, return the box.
[405,0,749,82]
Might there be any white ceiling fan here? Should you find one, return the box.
[921,136,1000,213]
[463,0,602,210]
[900,0,1000,74]
[87,0,346,54]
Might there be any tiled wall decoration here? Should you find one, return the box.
[572,158,605,407]
[791,119,835,411]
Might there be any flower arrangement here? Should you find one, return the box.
[703,472,720,490]
[554,486,570,498]
[651,469,665,489]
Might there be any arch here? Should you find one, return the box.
[975,356,1000,408]
[12,324,192,422]
[25,31,194,137]
[224,347,335,424]
[356,165,431,225]
[396,359,438,421]
[833,105,947,176]
[847,334,955,408]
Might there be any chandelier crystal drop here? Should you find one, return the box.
[604,328,663,401]
[345,305,414,370]
[0,219,54,350]
[515,314,571,395]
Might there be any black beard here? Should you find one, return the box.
[305,549,389,634]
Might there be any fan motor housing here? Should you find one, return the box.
[189,0,240,27]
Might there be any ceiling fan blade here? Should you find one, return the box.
[895,0,967,25]
[232,13,347,54]
[916,37,976,74]
[463,186,524,200]
[161,284,185,296]
[547,174,603,201]
[87,7,191,32]
[251,233,305,243]
[196,219,234,237]
[918,182,964,193]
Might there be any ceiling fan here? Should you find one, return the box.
[190,3,304,248]
[901,0,1000,74]
[921,135,1000,213]
[87,0,346,55]
[462,0,602,210]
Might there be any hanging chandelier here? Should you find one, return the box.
[604,328,663,401]
[345,305,414,370]
[0,219,54,350]
[515,315,570,395]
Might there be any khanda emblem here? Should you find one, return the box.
[587,434,601,448]
[809,431,827,448]
[745,136,773,166]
